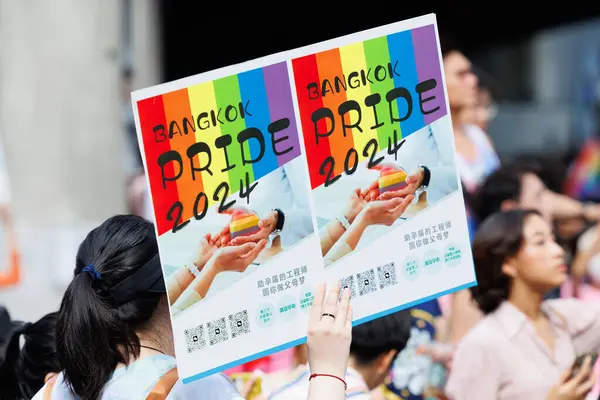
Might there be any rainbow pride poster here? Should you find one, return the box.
[292,24,446,189]
[132,14,475,385]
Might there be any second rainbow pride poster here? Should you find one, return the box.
[132,13,476,383]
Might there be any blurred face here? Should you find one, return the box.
[443,51,479,110]
[519,173,552,223]
[503,214,566,292]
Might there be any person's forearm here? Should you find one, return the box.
[166,267,195,304]
[547,191,585,220]
[327,218,367,257]
[308,377,346,400]
[171,262,220,315]
[320,220,346,255]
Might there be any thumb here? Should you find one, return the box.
[229,242,257,256]
[380,197,404,210]
[406,174,419,184]
[557,368,571,385]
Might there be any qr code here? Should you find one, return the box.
[184,324,206,353]
[377,262,398,289]
[357,269,377,296]
[338,275,356,299]
[228,310,250,339]
[207,317,228,346]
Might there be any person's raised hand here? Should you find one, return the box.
[306,282,352,380]
[546,356,596,400]
[192,234,219,268]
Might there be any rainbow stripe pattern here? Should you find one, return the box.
[565,138,600,201]
[379,167,407,194]
[292,24,446,189]
[136,62,301,235]
[230,212,260,239]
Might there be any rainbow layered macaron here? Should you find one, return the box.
[378,168,407,195]
[230,212,260,239]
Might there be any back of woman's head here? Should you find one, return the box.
[0,312,60,399]
[56,215,162,399]
[470,209,539,314]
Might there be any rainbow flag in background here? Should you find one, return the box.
[136,62,301,235]
[565,138,600,202]
[292,24,447,189]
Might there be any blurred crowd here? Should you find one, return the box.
[1,26,600,400]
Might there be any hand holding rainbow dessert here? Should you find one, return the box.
[361,164,425,202]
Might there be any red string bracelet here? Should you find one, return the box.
[308,373,347,390]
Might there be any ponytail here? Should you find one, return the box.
[0,322,27,399]
[56,215,162,399]
[0,312,59,399]
[57,273,126,399]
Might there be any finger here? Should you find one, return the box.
[231,231,265,245]
[322,281,341,320]
[219,225,230,237]
[309,282,327,325]
[558,368,571,384]
[220,235,230,247]
[354,188,362,198]
[406,174,419,184]
[242,239,267,260]
[398,195,415,210]
[335,288,351,330]
[368,190,379,201]
[573,356,592,385]
[380,197,405,210]
[378,190,404,200]
[258,213,276,229]
[379,188,412,200]
[203,233,212,243]
[230,242,257,257]
[575,376,595,397]
[367,180,379,191]
[345,304,353,330]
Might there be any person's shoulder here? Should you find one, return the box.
[456,315,503,349]
[32,373,74,400]
[544,298,600,330]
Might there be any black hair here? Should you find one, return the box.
[470,209,541,314]
[439,32,462,59]
[56,215,162,399]
[0,312,60,399]
[350,310,411,366]
[474,164,538,223]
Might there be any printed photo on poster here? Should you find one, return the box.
[160,157,314,318]
[291,24,458,268]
